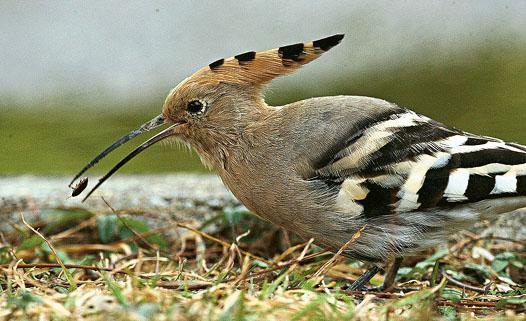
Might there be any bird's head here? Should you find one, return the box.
[160,75,258,148]
[70,34,344,200]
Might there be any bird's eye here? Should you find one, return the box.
[187,99,207,116]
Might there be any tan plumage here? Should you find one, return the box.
[72,34,526,291]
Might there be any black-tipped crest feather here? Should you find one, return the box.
[209,58,224,69]
[235,51,256,62]
[313,34,345,51]
[278,43,305,61]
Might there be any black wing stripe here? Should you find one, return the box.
[464,174,496,201]
[464,136,501,145]
[516,175,526,194]
[453,149,526,168]
[464,137,490,145]
[357,181,398,218]
[417,167,451,208]
[311,108,403,170]
[361,122,457,171]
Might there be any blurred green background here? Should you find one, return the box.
[1,2,525,175]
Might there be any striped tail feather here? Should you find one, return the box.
[398,136,526,215]
[437,138,526,204]
[190,34,344,87]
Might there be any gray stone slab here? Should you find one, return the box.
[0,175,524,239]
[0,174,238,221]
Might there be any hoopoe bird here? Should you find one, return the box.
[70,34,526,290]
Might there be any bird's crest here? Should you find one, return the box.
[188,34,344,88]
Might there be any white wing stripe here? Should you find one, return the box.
[373,111,420,131]
[466,163,512,175]
[491,174,517,194]
[430,153,451,169]
[449,141,526,155]
[396,153,449,212]
[440,135,468,148]
[444,169,470,201]
[328,112,425,171]
[335,178,367,216]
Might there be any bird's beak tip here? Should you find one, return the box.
[69,113,168,195]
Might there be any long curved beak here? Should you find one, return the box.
[69,114,166,187]
[81,123,180,202]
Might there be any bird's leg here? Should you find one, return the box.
[376,257,403,291]
[344,258,404,292]
[345,265,382,290]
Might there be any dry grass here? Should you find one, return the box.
[0,203,524,320]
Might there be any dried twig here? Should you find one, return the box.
[20,213,77,290]
[436,298,521,310]
[311,224,367,279]
[441,269,488,293]
[175,221,271,264]
[452,234,525,256]
[102,197,159,252]
[0,263,113,272]
[102,198,271,265]
[50,216,97,241]
[287,238,314,274]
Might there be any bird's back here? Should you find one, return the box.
[227,95,526,262]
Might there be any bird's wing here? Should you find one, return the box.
[310,109,526,217]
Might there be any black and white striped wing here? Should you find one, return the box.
[313,110,526,217]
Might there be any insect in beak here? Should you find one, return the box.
[71,177,88,197]
[68,114,182,202]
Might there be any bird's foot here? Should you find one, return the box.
[342,283,421,293]
[343,266,382,291]
[342,283,386,292]
[344,258,405,292]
